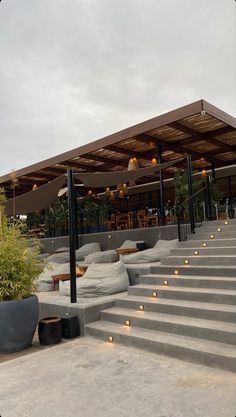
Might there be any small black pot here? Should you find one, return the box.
[38,316,62,345]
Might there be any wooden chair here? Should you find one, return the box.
[107,214,116,231]
[137,210,147,228]
[116,213,131,230]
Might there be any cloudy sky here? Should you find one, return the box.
[0,0,235,177]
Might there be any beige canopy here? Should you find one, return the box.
[3,157,184,215]
[4,175,66,216]
[75,157,184,188]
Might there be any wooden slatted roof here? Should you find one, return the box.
[1,99,235,197]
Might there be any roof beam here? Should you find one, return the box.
[61,161,99,172]
[83,153,128,169]
[169,122,235,152]
[105,144,141,159]
[138,133,223,166]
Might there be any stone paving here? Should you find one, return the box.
[0,337,235,417]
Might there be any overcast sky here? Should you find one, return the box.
[0,0,235,177]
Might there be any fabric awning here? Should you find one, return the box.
[75,157,184,187]
[4,175,66,216]
[3,157,184,215]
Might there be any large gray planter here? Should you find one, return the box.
[0,295,38,353]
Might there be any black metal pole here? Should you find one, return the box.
[186,156,195,234]
[67,169,77,303]
[211,163,216,182]
[74,190,79,250]
[206,176,213,221]
[158,145,165,226]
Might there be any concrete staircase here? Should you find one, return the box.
[86,219,236,372]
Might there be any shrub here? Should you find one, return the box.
[0,188,44,301]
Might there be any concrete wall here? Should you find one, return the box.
[40,225,178,253]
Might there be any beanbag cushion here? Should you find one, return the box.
[119,240,144,249]
[120,239,178,264]
[84,250,119,264]
[55,246,69,253]
[59,261,129,297]
[76,242,101,261]
[47,252,70,263]
[37,262,70,291]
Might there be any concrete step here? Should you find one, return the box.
[114,295,236,323]
[161,255,236,266]
[178,238,236,248]
[202,219,236,227]
[188,232,236,240]
[171,247,236,256]
[101,307,236,345]
[150,264,236,277]
[86,321,236,372]
[139,274,236,290]
[128,284,236,305]
[200,225,236,232]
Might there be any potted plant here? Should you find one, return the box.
[0,188,44,353]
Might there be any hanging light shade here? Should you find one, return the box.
[109,191,115,200]
[128,157,139,187]
[128,157,139,170]
[105,187,111,196]
[151,158,158,165]
[87,190,93,196]
[122,183,128,194]
[201,169,207,177]
[32,184,38,191]
[119,190,124,199]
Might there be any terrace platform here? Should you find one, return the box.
[38,261,161,335]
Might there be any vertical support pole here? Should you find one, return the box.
[186,156,195,233]
[158,145,165,226]
[211,163,216,182]
[206,176,213,221]
[67,169,77,303]
[74,188,79,249]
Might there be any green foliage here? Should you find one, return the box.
[78,195,111,226]
[173,171,220,207]
[0,190,44,302]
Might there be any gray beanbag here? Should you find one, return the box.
[120,239,178,264]
[84,250,119,264]
[37,262,70,292]
[76,242,101,261]
[59,261,129,297]
[47,252,70,263]
[118,240,144,249]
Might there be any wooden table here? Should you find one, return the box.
[52,266,88,290]
[116,248,139,257]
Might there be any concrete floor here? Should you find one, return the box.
[0,337,235,417]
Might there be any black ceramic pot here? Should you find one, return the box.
[0,295,38,353]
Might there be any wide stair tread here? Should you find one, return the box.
[101,307,236,334]
[86,321,236,361]
[131,284,236,296]
[115,294,236,314]
[143,274,236,282]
